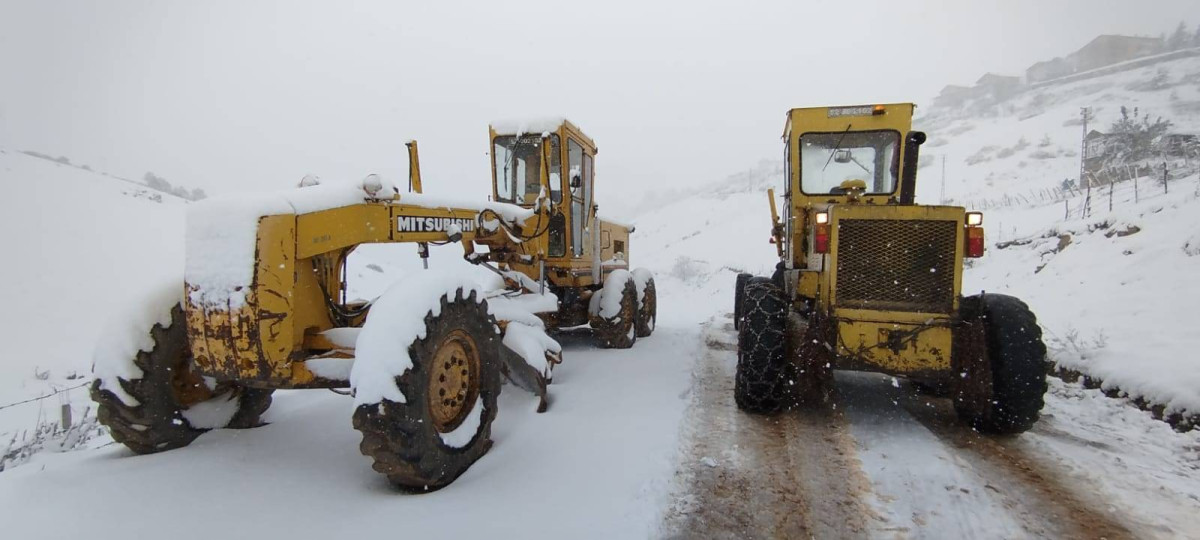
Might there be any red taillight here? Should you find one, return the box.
[814,223,830,253]
[965,226,984,258]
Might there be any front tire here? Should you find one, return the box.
[90,304,274,455]
[352,288,501,492]
[734,278,792,413]
[953,294,1048,434]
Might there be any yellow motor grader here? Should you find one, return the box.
[91,118,657,491]
[733,104,1047,434]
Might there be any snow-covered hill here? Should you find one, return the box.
[0,148,188,451]
[915,53,1200,205]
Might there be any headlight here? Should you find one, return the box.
[815,211,829,225]
[966,212,983,226]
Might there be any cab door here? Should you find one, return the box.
[567,138,594,260]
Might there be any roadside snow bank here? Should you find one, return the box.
[91,281,181,406]
[967,179,1200,419]
[350,273,486,407]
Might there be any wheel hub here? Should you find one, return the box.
[428,330,481,433]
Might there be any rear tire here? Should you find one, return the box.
[633,269,657,338]
[954,294,1047,434]
[590,274,638,349]
[90,304,274,455]
[733,272,752,330]
[734,278,792,413]
[352,288,501,492]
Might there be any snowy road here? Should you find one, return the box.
[2,316,1198,539]
[0,327,697,539]
[661,319,1200,539]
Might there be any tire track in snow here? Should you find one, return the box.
[660,320,875,539]
[897,390,1137,539]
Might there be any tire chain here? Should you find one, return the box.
[734,279,793,413]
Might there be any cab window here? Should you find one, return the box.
[799,130,899,194]
[493,134,560,205]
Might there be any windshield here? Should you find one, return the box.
[799,130,899,194]
[493,134,561,205]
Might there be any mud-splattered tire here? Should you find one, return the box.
[90,304,274,455]
[352,289,501,492]
[733,272,752,330]
[954,294,1048,434]
[734,278,792,413]
[590,276,638,349]
[633,269,657,338]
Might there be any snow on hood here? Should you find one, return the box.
[185,178,533,309]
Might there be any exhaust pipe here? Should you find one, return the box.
[899,131,926,205]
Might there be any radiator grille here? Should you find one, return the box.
[835,219,957,313]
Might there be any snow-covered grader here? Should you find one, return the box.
[733,104,1048,434]
[91,118,657,491]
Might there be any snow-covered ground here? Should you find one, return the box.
[0,330,696,539]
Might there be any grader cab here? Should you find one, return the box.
[733,104,1048,434]
[91,119,657,492]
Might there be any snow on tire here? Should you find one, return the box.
[351,284,501,492]
[90,303,274,455]
[589,270,637,349]
[734,278,793,414]
[632,268,657,338]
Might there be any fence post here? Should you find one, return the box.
[1064,198,1069,220]
[61,404,72,432]
[1163,162,1169,194]
[1109,180,1114,212]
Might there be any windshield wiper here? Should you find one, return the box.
[822,123,853,172]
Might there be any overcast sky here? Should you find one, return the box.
[1,0,1195,218]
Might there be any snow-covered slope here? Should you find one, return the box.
[915,53,1200,205]
[0,148,187,446]
[913,53,1200,422]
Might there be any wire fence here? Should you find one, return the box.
[0,380,104,472]
[961,162,1200,219]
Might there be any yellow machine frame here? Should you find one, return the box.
[774,104,979,378]
[186,120,633,389]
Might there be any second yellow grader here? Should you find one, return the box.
[734,104,1047,434]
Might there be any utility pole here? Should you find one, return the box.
[1163,161,1169,194]
[1079,107,1092,218]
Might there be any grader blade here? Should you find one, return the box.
[498,344,552,413]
